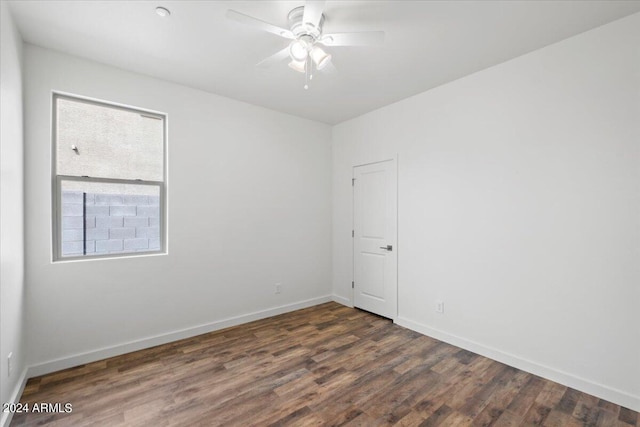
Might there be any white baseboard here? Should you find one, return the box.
[1,367,28,427]
[331,294,352,307]
[395,316,640,412]
[28,295,331,378]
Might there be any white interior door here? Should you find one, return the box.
[353,159,397,319]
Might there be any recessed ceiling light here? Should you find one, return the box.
[155,7,170,18]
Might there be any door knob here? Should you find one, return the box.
[380,245,393,251]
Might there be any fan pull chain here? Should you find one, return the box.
[304,56,310,90]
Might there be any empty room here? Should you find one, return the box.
[1,0,639,426]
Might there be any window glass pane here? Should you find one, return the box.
[59,179,161,257]
[56,97,164,181]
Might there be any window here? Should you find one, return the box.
[53,94,166,260]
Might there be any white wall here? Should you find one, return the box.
[23,45,332,371]
[0,1,26,423]
[333,13,640,410]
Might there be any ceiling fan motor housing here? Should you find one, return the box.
[288,6,325,40]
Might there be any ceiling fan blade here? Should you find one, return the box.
[256,47,291,69]
[321,31,385,47]
[226,9,294,39]
[303,0,326,29]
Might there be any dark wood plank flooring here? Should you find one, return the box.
[11,302,640,426]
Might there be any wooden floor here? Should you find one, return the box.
[11,302,639,427]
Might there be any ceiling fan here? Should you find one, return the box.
[226,0,385,89]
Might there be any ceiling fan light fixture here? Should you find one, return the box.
[310,46,331,70]
[289,40,309,61]
[288,59,306,73]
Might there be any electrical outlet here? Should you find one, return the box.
[436,300,444,314]
[275,283,282,294]
[7,352,12,377]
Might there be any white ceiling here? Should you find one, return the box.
[8,0,640,124]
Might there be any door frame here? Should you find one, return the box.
[351,155,398,319]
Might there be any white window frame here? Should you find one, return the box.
[51,93,167,262]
